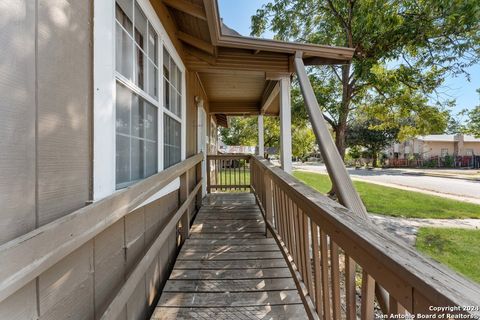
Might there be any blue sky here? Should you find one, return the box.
[218,0,479,116]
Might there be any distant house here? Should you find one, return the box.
[386,134,480,163]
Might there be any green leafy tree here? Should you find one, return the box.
[463,89,480,137]
[292,126,316,161]
[252,0,480,158]
[219,116,281,152]
[346,118,398,167]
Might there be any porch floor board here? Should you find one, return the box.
[152,193,308,319]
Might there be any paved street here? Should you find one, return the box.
[293,163,480,203]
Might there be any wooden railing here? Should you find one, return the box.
[0,153,203,315]
[250,156,480,319]
[206,154,251,192]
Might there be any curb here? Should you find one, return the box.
[402,172,480,182]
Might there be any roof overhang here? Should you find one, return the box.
[160,0,354,116]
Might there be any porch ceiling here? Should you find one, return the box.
[158,0,354,116]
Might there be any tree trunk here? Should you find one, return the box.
[372,151,378,168]
[335,123,347,159]
[334,64,352,160]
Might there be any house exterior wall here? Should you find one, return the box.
[0,0,93,242]
[423,141,454,158]
[463,142,480,156]
[0,0,200,319]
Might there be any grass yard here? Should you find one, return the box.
[293,171,480,219]
[416,228,480,283]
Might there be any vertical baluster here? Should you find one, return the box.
[311,221,323,315]
[361,270,375,320]
[278,189,285,239]
[233,159,241,191]
[303,214,314,298]
[296,206,304,277]
[389,296,406,316]
[320,230,332,320]
[330,242,341,320]
[286,198,295,256]
[216,159,219,192]
[345,255,357,320]
[293,204,303,273]
[280,190,288,246]
[273,185,279,230]
[298,209,308,284]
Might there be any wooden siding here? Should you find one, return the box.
[0,191,180,320]
[0,0,92,240]
[0,0,36,247]
[0,2,189,319]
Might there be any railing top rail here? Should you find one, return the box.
[0,153,204,303]
[207,154,251,160]
[251,155,480,312]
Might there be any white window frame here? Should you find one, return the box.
[94,0,186,200]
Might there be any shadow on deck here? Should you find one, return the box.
[151,193,308,319]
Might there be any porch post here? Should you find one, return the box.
[279,77,292,173]
[258,115,265,157]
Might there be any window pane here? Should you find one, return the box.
[163,48,170,80]
[134,47,147,89]
[116,81,158,188]
[145,141,157,177]
[116,0,133,34]
[116,82,130,134]
[148,62,157,98]
[131,93,144,138]
[170,86,176,114]
[131,138,144,181]
[148,23,157,64]
[171,64,177,90]
[176,67,182,93]
[116,134,130,185]
[164,115,181,168]
[134,2,147,50]
[177,93,182,117]
[145,103,157,140]
[116,23,134,80]
[163,78,170,109]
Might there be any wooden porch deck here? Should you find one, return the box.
[151,193,308,319]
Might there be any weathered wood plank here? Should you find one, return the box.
[158,291,303,307]
[182,244,280,253]
[163,278,297,292]
[174,259,288,270]
[185,238,276,245]
[170,268,292,280]
[177,251,284,260]
[189,232,266,239]
[151,304,308,320]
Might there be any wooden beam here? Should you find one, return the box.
[185,50,290,74]
[185,46,216,65]
[209,101,260,114]
[162,0,207,21]
[203,0,221,45]
[178,31,215,55]
[260,82,279,114]
[294,51,368,219]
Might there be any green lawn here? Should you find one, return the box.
[416,228,480,283]
[293,171,480,219]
